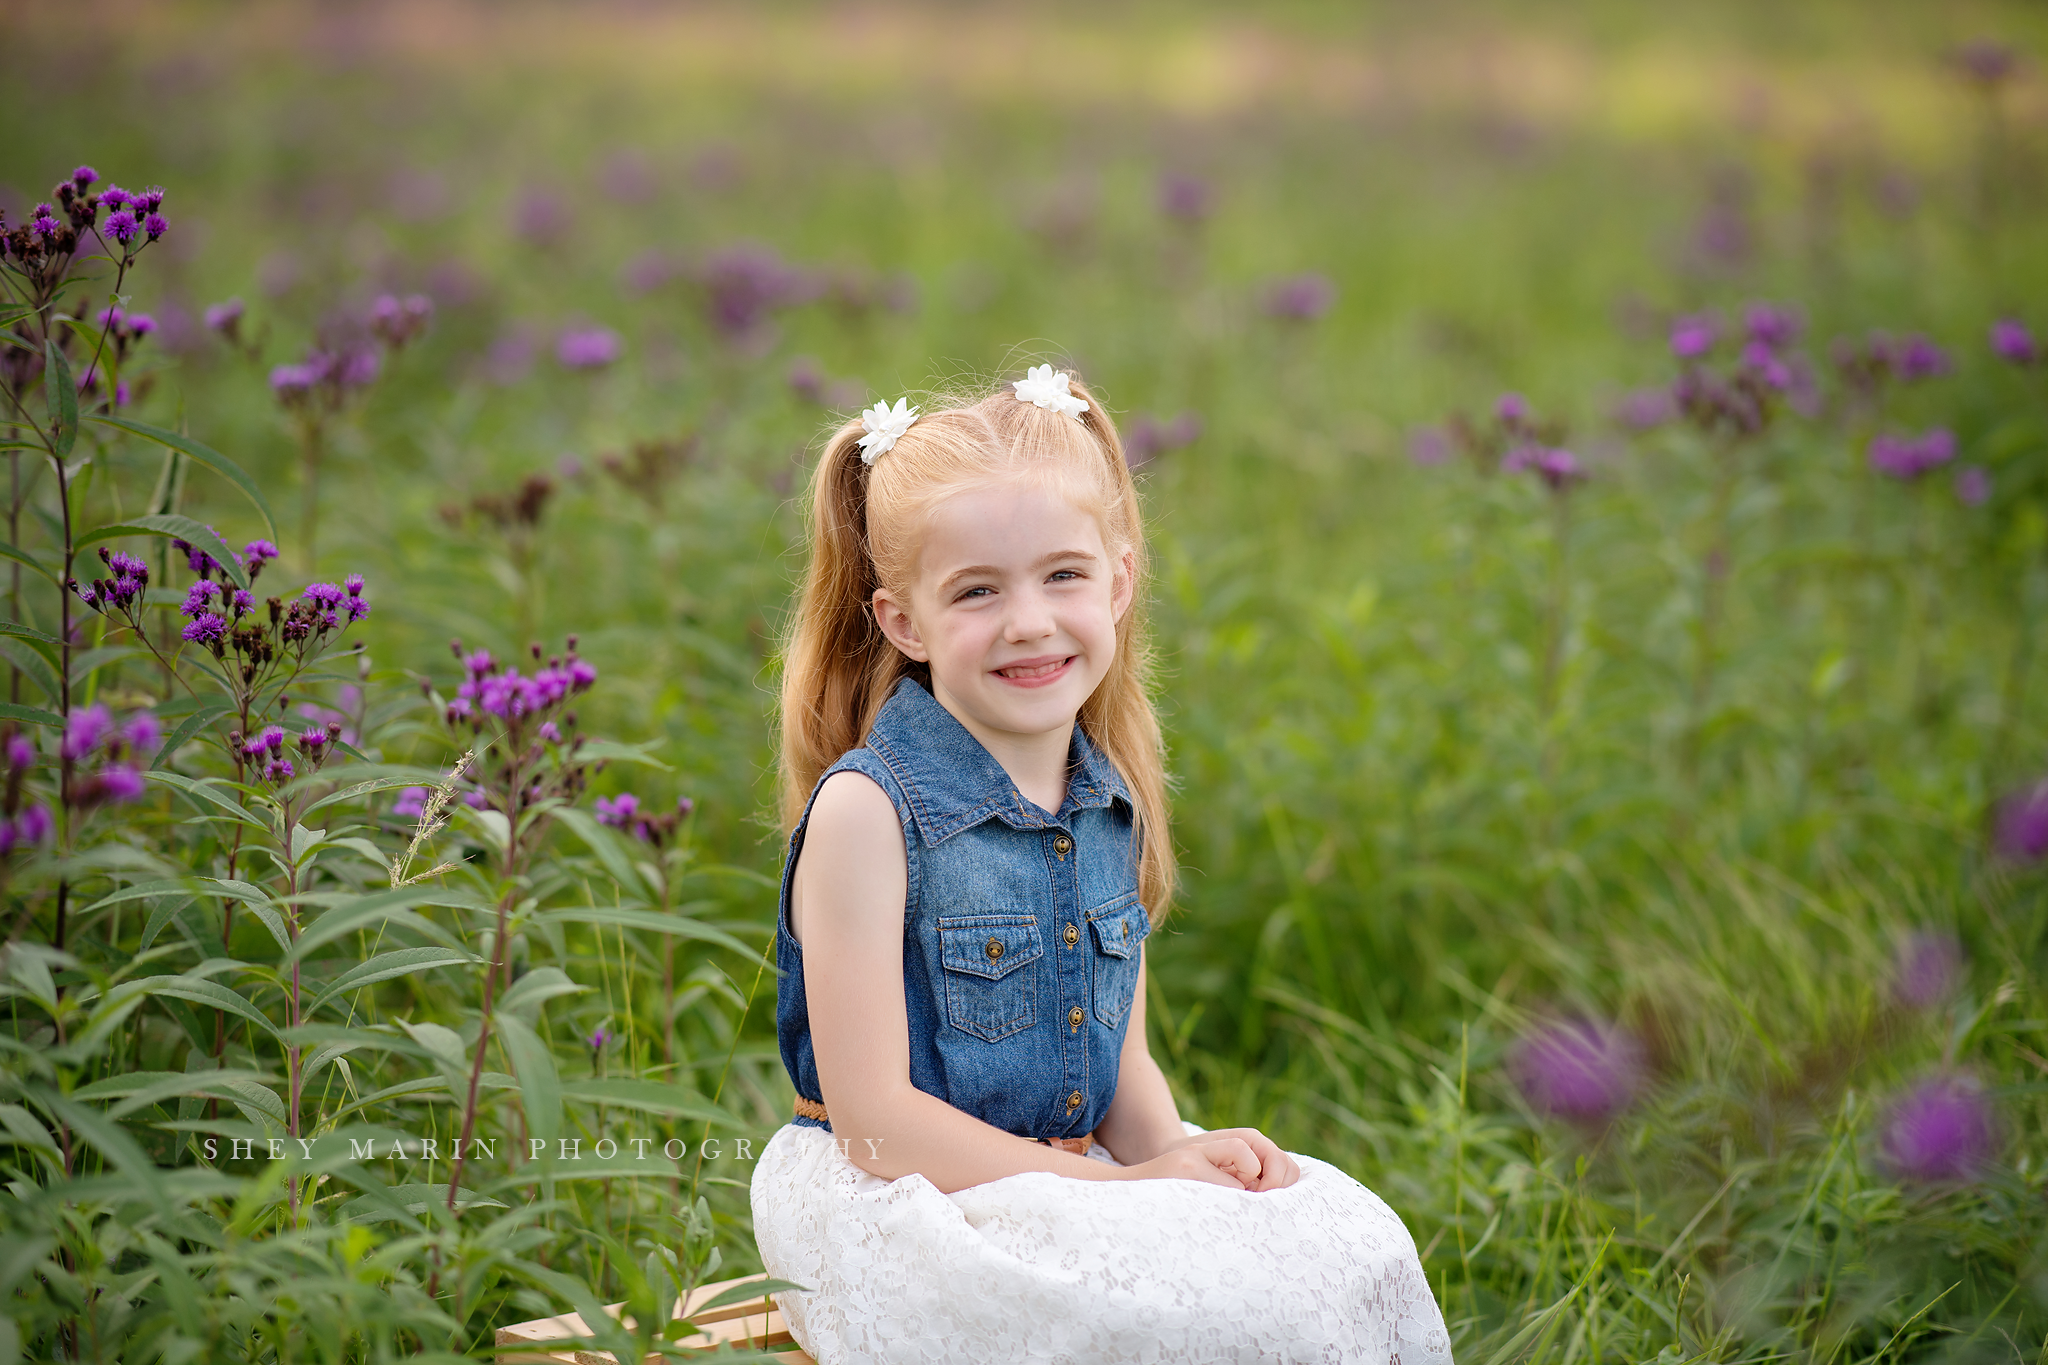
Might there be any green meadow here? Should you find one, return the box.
[2,2,2047,1359]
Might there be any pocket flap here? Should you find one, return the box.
[1086,894,1150,960]
[938,914,1043,981]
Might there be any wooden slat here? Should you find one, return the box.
[495,1272,814,1363]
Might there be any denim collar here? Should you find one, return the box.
[864,676,1131,846]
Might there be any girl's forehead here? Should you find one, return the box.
[914,483,1113,574]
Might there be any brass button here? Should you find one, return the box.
[1053,834,1072,855]
[1063,923,1079,947]
[1066,1090,1082,1112]
[1122,922,1129,939]
[1068,1005,1083,1030]
[985,937,1004,961]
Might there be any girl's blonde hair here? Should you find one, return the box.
[778,372,1175,922]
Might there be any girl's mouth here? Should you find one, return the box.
[992,655,1074,688]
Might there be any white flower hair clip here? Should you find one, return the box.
[857,397,920,465]
[1012,365,1090,420]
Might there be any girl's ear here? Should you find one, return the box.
[872,588,930,662]
[1110,546,1138,624]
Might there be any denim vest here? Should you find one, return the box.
[776,677,1151,1142]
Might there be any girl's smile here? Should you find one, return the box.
[991,653,1075,687]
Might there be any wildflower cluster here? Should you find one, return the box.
[0,165,167,290]
[1830,329,1951,404]
[58,704,156,811]
[1511,1018,1647,1124]
[1662,303,1816,436]
[594,791,695,847]
[1990,318,2037,365]
[1262,272,1337,321]
[1867,428,1957,481]
[1428,392,1585,490]
[271,347,380,409]
[368,293,434,350]
[428,637,600,818]
[0,730,54,856]
[1124,411,1203,472]
[77,305,157,406]
[232,718,342,785]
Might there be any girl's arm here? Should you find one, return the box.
[1095,957,1302,1191]
[797,770,1264,1195]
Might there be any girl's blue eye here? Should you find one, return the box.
[1049,570,1080,582]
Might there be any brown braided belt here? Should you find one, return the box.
[793,1096,1096,1156]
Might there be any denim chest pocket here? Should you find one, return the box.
[936,914,1044,1042]
[1087,893,1151,1029]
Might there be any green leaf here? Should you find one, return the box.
[558,1079,740,1127]
[152,696,235,768]
[0,702,62,729]
[692,1277,810,1314]
[337,1182,507,1223]
[291,886,485,959]
[0,619,61,649]
[550,806,652,898]
[68,643,136,682]
[574,737,673,770]
[135,974,282,1044]
[0,541,57,585]
[538,905,755,959]
[144,771,269,829]
[0,639,61,702]
[76,515,247,589]
[88,415,278,536]
[309,946,477,1015]
[299,773,434,817]
[495,1013,560,1155]
[137,895,194,952]
[496,966,589,1019]
[43,339,76,459]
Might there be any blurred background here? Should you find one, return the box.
[6,0,2048,1358]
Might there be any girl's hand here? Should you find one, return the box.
[1117,1130,1301,1191]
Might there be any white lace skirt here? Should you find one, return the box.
[750,1122,1452,1364]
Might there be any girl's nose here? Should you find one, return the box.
[1003,589,1056,642]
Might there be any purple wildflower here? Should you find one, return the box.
[264,757,295,783]
[1744,303,1801,350]
[1512,1018,1646,1122]
[1124,412,1203,471]
[556,326,622,370]
[1408,426,1453,467]
[513,186,573,246]
[243,539,280,568]
[676,796,695,818]
[461,788,489,810]
[568,657,597,688]
[181,612,227,645]
[1883,1075,1996,1182]
[98,766,146,803]
[61,705,113,762]
[16,805,52,844]
[698,243,802,338]
[1995,781,2048,861]
[539,721,562,743]
[128,313,156,336]
[1892,334,1950,381]
[205,298,245,333]
[144,212,168,241]
[1952,38,2019,86]
[1495,392,1531,426]
[1669,313,1718,359]
[369,293,433,349]
[1157,172,1214,224]
[586,1024,614,1053]
[270,363,318,399]
[72,166,98,188]
[1615,387,1676,431]
[1955,466,1991,506]
[122,713,162,755]
[1991,318,2037,365]
[1534,448,1586,490]
[1869,429,1958,481]
[102,210,139,245]
[303,582,345,608]
[1893,933,1964,1010]
[595,793,641,828]
[393,786,429,819]
[180,581,221,618]
[32,209,62,243]
[7,734,36,769]
[1262,272,1337,321]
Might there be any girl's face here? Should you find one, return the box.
[872,481,1134,749]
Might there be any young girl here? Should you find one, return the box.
[752,368,1450,1363]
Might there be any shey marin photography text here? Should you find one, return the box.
[188,1132,880,1165]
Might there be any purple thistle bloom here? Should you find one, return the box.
[100,186,131,208]
[1955,465,1991,507]
[1262,272,1337,321]
[1892,334,1950,381]
[1995,781,2048,861]
[1157,172,1214,224]
[1991,318,2037,365]
[1743,302,1801,350]
[179,611,226,645]
[144,212,168,241]
[7,734,36,770]
[1951,38,2019,86]
[264,757,295,783]
[568,657,597,688]
[556,326,623,370]
[393,786,429,819]
[595,793,641,828]
[180,581,221,618]
[463,648,495,679]
[1883,1075,1996,1182]
[103,210,139,245]
[32,210,61,243]
[461,788,490,809]
[121,712,162,755]
[1740,341,1793,391]
[586,1024,614,1052]
[230,589,255,616]
[128,313,156,336]
[344,573,364,597]
[98,765,146,803]
[205,298,245,332]
[1534,448,1586,490]
[97,306,125,328]
[72,165,98,188]
[61,704,113,762]
[539,720,562,743]
[1615,387,1677,431]
[270,363,318,398]
[1500,445,1537,475]
[139,187,164,212]
[1512,1018,1646,1122]
[1894,932,1964,1010]
[1495,392,1531,426]
[697,243,803,338]
[1408,426,1453,467]
[677,795,695,818]
[303,582,345,607]
[335,349,380,388]
[16,804,51,844]
[1669,313,1718,359]
[1869,429,1958,481]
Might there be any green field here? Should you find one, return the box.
[3,2,2047,1360]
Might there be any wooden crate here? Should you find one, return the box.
[496,1272,815,1364]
